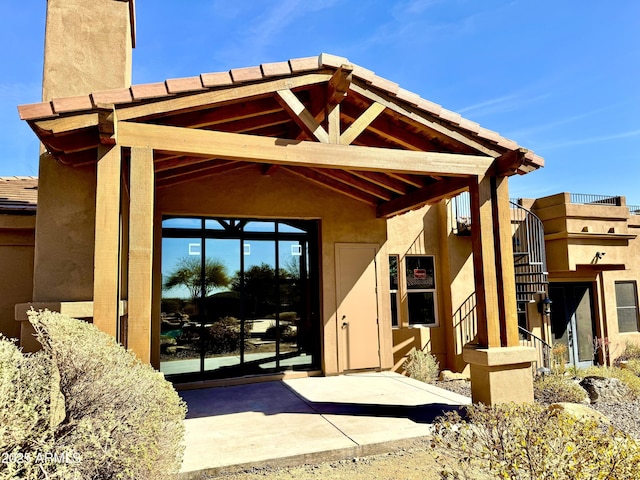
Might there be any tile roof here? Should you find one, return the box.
[17,53,543,167]
[0,176,38,213]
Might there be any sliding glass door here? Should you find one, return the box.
[160,218,319,381]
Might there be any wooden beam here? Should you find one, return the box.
[327,64,353,106]
[377,177,468,218]
[350,81,502,157]
[118,121,495,177]
[327,103,340,144]
[34,113,99,135]
[469,175,502,348]
[98,107,117,145]
[93,145,121,338]
[340,102,386,145]
[275,89,329,143]
[493,176,519,346]
[493,148,527,176]
[119,73,334,122]
[156,160,242,182]
[127,147,154,362]
[386,172,425,188]
[154,155,221,173]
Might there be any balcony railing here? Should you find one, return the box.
[628,205,640,215]
[570,193,622,206]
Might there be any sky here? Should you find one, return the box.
[1,0,639,205]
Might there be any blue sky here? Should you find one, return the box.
[1,1,639,205]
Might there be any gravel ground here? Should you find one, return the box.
[204,379,640,479]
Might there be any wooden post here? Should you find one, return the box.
[127,147,154,363]
[493,176,519,347]
[93,145,121,337]
[469,175,501,348]
[327,103,340,144]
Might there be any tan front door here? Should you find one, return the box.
[335,243,381,371]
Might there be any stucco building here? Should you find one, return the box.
[5,0,636,405]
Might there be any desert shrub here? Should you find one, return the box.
[551,343,568,374]
[264,323,296,342]
[624,358,640,376]
[0,310,187,480]
[203,316,241,354]
[403,348,439,383]
[534,374,589,404]
[576,365,640,400]
[432,402,640,479]
[616,341,640,362]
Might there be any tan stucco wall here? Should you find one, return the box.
[154,166,392,374]
[532,193,640,363]
[0,216,35,340]
[386,200,476,373]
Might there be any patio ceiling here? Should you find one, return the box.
[19,53,543,218]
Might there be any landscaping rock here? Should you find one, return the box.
[548,402,611,424]
[579,376,630,404]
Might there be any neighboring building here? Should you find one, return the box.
[5,0,562,404]
[0,177,37,340]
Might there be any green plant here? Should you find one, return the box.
[432,402,640,479]
[403,348,439,383]
[534,374,589,405]
[0,310,187,480]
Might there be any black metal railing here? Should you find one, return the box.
[628,205,640,215]
[453,292,477,355]
[519,326,551,371]
[511,201,549,303]
[570,193,622,206]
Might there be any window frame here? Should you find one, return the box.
[615,281,640,334]
[389,255,400,328]
[404,255,438,327]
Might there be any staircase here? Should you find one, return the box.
[510,200,549,302]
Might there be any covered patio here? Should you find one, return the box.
[18,53,543,403]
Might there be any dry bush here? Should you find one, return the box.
[0,310,187,480]
[533,374,589,405]
[403,348,439,383]
[432,402,640,479]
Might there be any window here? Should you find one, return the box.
[405,255,437,326]
[616,281,640,333]
[389,255,399,327]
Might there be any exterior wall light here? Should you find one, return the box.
[538,296,552,316]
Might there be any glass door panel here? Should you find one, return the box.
[242,240,278,374]
[203,239,242,376]
[160,237,202,376]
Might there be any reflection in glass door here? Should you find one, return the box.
[160,218,319,381]
[550,283,596,368]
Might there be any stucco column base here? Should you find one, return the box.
[463,345,536,405]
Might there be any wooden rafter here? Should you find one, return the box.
[346,170,410,195]
[386,172,426,188]
[154,157,231,173]
[309,168,394,201]
[275,89,329,143]
[117,121,495,177]
[377,177,469,218]
[340,102,385,145]
[350,81,502,157]
[156,162,253,188]
[282,166,378,205]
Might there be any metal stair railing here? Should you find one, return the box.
[510,200,549,303]
[519,325,551,371]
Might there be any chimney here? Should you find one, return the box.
[42,0,135,101]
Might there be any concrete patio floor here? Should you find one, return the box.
[178,371,471,479]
